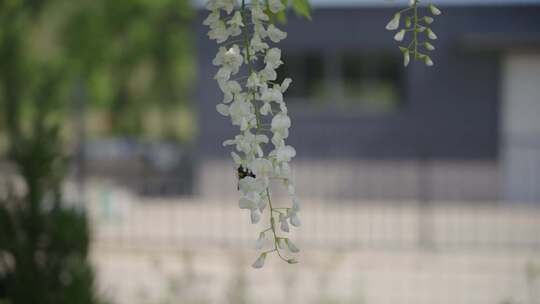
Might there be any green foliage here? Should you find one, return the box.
[264,0,312,23]
[0,199,103,304]
[0,96,104,304]
[0,2,107,303]
[0,64,105,303]
[291,0,312,20]
[62,0,196,139]
[0,0,196,141]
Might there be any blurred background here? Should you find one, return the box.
[1,0,540,304]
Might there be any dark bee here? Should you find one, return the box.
[237,166,256,190]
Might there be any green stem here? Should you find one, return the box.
[413,1,419,60]
[240,1,292,264]
[266,188,289,263]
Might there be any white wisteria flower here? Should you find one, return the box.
[271,113,291,140]
[227,11,244,36]
[267,24,288,43]
[268,0,286,13]
[251,5,270,22]
[386,0,442,66]
[207,21,230,43]
[223,131,268,156]
[203,11,221,27]
[206,0,236,14]
[250,35,270,54]
[260,64,278,81]
[275,146,296,163]
[261,85,283,104]
[228,99,255,131]
[239,193,263,223]
[246,72,262,88]
[218,80,242,103]
[265,48,283,68]
[213,45,243,75]
[249,158,274,178]
[205,0,302,269]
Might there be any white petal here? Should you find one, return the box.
[287,183,295,195]
[278,238,286,249]
[286,239,300,253]
[403,51,410,67]
[251,253,266,269]
[427,29,437,40]
[289,212,301,227]
[280,220,290,233]
[292,198,301,212]
[231,152,242,165]
[281,78,292,93]
[280,215,290,232]
[216,104,230,116]
[429,4,442,16]
[255,232,266,250]
[223,139,235,146]
[385,14,400,31]
[260,102,271,115]
[268,0,285,13]
[394,29,405,42]
[239,198,252,209]
[258,198,267,212]
[251,209,262,224]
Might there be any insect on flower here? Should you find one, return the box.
[237,166,256,189]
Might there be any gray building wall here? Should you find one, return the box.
[195,5,540,160]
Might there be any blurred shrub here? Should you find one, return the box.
[0,99,104,304]
[0,196,103,304]
[0,1,111,302]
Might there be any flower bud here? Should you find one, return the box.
[385,13,400,31]
[405,17,412,28]
[286,239,300,253]
[427,28,437,40]
[252,253,267,269]
[428,4,442,16]
[255,232,266,250]
[403,51,410,67]
[424,55,434,66]
[423,16,434,24]
[287,258,299,264]
[394,29,406,42]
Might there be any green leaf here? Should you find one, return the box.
[264,0,288,24]
[291,0,312,20]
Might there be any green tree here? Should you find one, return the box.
[63,0,196,139]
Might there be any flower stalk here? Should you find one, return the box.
[205,0,302,268]
[386,0,442,67]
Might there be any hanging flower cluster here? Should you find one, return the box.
[386,0,442,67]
[204,0,301,268]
